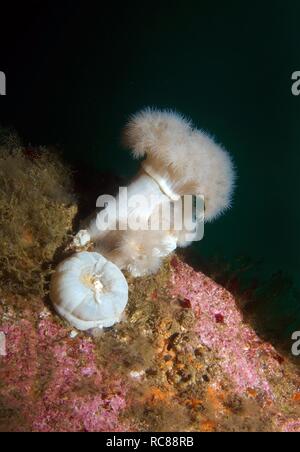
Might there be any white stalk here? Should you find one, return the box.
[87,169,173,242]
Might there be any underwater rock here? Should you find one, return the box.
[171,260,286,395]
[0,316,132,432]
[0,257,299,432]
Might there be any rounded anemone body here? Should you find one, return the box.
[50,252,128,331]
[123,108,236,221]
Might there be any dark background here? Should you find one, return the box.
[0,1,299,342]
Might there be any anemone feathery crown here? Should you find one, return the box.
[123,108,236,221]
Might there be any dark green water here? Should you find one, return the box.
[1,1,299,339]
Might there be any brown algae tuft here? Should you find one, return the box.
[0,131,77,297]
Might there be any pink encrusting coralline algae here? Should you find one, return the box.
[0,318,131,432]
[0,257,299,432]
[170,259,283,396]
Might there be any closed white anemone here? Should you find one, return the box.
[50,251,128,331]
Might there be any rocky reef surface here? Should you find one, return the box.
[0,135,299,432]
[1,256,299,432]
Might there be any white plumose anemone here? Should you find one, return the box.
[108,230,178,278]
[74,108,236,277]
[50,251,128,331]
[123,108,235,221]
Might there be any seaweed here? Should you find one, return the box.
[0,132,77,297]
